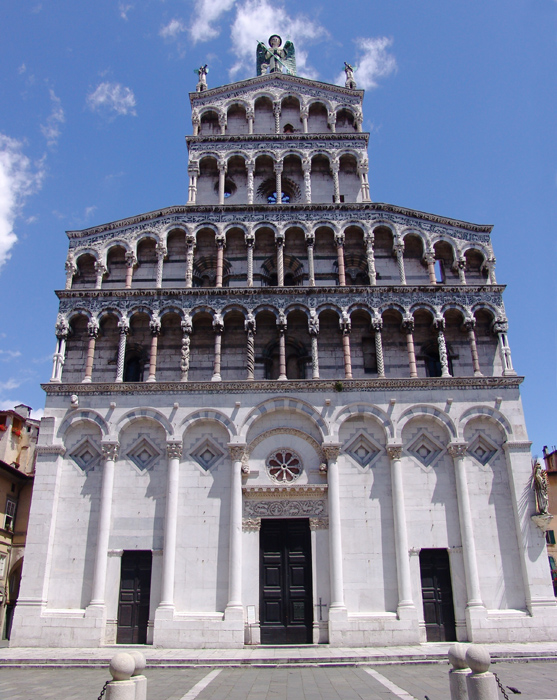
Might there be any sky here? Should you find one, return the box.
[0,0,556,455]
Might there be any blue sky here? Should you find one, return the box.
[0,0,555,455]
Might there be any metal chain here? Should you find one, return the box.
[97,679,110,700]
[493,672,510,700]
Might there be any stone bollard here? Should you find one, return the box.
[129,650,147,700]
[448,643,470,700]
[465,645,498,700]
[105,652,136,700]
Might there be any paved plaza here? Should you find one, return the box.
[2,661,557,700]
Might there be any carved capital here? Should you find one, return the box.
[181,314,193,335]
[150,313,161,336]
[166,442,183,460]
[229,444,247,462]
[334,231,345,247]
[125,251,137,268]
[387,444,403,461]
[212,312,224,334]
[309,517,329,531]
[305,231,315,246]
[215,233,226,250]
[322,443,340,461]
[401,314,414,334]
[217,159,227,172]
[274,161,284,174]
[118,317,130,335]
[242,517,261,532]
[87,317,100,338]
[448,442,467,459]
[55,314,70,339]
[244,313,256,334]
[101,442,119,462]
[371,316,383,333]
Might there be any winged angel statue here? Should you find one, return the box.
[257,35,296,76]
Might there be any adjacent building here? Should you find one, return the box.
[10,40,557,648]
[542,446,557,595]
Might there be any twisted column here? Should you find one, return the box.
[65,258,76,290]
[402,315,418,378]
[274,161,283,204]
[464,318,483,376]
[424,251,437,284]
[331,159,340,203]
[90,442,119,607]
[340,312,352,379]
[124,252,136,289]
[246,159,255,204]
[302,157,312,203]
[146,314,161,383]
[435,318,451,377]
[364,232,376,285]
[275,232,285,286]
[305,231,315,286]
[448,443,484,609]
[273,100,281,133]
[226,444,247,619]
[115,318,129,383]
[212,313,224,382]
[180,316,192,382]
[185,234,195,288]
[215,233,225,288]
[372,316,385,378]
[155,244,166,289]
[94,261,106,290]
[277,313,287,380]
[83,317,100,383]
[335,231,346,286]
[245,313,256,381]
[159,442,183,609]
[218,159,227,205]
[323,443,345,611]
[395,242,406,285]
[245,230,255,287]
[308,311,320,379]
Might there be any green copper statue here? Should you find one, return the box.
[256,35,296,76]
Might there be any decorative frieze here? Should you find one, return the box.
[244,499,327,518]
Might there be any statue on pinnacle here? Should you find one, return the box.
[257,35,296,76]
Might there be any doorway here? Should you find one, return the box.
[260,519,313,644]
[419,548,456,642]
[116,550,152,644]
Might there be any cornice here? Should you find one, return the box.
[42,376,524,396]
[66,202,493,241]
[186,133,369,145]
[242,485,328,498]
[189,73,365,103]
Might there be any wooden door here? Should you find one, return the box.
[420,548,456,642]
[260,519,313,644]
[116,551,152,644]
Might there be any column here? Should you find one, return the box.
[302,157,312,203]
[340,312,352,379]
[94,261,106,290]
[493,319,516,375]
[277,313,287,381]
[395,242,406,285]
[185,234,195,288]
[51,316,69,383]
[331,159,340,203]
[65,258,76,290]
[402,315,418,378]
[187,163,199,204]
[146,314,161,383]
[180,316,192,382]
[191,111,200,136]
[273,101,281,134]
[115,318,129,383]
[158,442,183,609]
[275,232,285,286]
[218,112,227,135]
[464,318,483,376]
[434,319,451,377]
[364,232,376,285]
[327,110,337,133]
[245,314,256,380]
[322,444,346,611]
[387,444,415,614]
[226,444,246,619]
[358,160,371,202]
[83,317,100,383]
[335,232,346,286]
[124,252,136,289]
[212,313,224,382]
[246,107,254,135]
[246,159,255,204]
[155,244,166,289]
[245,230,255,287]
[89,442,119,607]
[218,159,227,205]
[424,251,437,284]
[215,233,226,288]
[448,443,484,608]
[354,110,363,132]
[300,106,309,133]
[274,161,283,204]
[484,256,497,285]
[372,316,386,378]
[456,258,467,285]
[305,231,316,286]
[308,311,320,379]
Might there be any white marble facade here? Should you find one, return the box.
[10,62,557,648]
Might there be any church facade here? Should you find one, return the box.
[11,45,557,648]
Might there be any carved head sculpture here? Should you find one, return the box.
[269,35,282,48]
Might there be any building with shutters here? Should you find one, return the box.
[10,39,557,648]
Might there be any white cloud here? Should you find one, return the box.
[119,3,133,20]
[190,0,237,44]
[0,134,45,271]
[160,18,187,40]
[336,36,397,90]
[18,64,26,75]
[0,378,22,393]
[0,350,22,362]
[86,82,137,117]
[40,89,65,147]
[84,205,97,219]
[228,0,327,79]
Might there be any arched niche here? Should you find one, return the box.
[163,229,187,286]
[254,96,274,134]
[189,312,214,381]
[92,313,119,382]
[73,254,96,289]
[310,154,334,204]
[403,234,427,285]
[316,309,343,379]
[199,110,220,136]
[226,103,248,135]
[338,153,360,203]
[349,309,374,377]
[62,314,89,383]
[225,155,247,204]
[313,226,336,286]
[336,108,356,133]
[280,96,301,133]
[373,226,398,284]
[133,238,157,286]
[157,312,182,381]
[197,156,219,205]
[307,102,328,133]
[124,312,151,382]
[105,246,127,288]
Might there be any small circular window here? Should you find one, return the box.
[266,449,303,483]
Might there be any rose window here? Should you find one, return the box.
[266,449,303,483]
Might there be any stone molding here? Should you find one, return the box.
[247,427,326,464]
[35,445,67,456]
[244,499,327,518]
[309,517,329,530]
[243,484,327,498]
[43,376,524,396]
[242,517,261,532]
